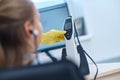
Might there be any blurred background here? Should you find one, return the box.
[32,0,120,64]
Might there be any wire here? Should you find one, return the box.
[83,50,98,80]
[45,51,58,62]
[74,20,98,80]
[34,35,58,64]
[34,35,41,65]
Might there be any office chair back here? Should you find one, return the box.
[0,61,85,80]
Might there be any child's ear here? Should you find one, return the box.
[24,21,33,38]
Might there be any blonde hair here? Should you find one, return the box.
[0,0,35,68]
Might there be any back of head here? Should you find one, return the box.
[0,0,35,68]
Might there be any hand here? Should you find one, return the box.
[41,29,66,45]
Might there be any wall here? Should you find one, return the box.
[34,0,65,9]
[65,0,84,19]
[38,0,120,63]
[66,0,120,62]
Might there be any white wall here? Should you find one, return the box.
[66,0,84,19]
[33,0,65,9]
[66,0,120,62]
[38,0,120,63]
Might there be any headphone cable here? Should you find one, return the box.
[34,35,41,65]
[74,21,98,80]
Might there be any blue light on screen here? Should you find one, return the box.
[34,1,69,51]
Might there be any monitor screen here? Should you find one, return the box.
[37,3,70,52]
[35,2,86,52]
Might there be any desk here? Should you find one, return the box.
[85,62,120,80]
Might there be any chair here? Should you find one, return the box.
[0,61,85,80]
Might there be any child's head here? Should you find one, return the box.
[0,0,42,68]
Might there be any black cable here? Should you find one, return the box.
[61,48,67,61]
[33,35,58,63]
[83,50,98,80]
[45,51,58,62]
[74,20,98,80]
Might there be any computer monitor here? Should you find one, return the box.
[38,3,69,52]
[0,61,85,80]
